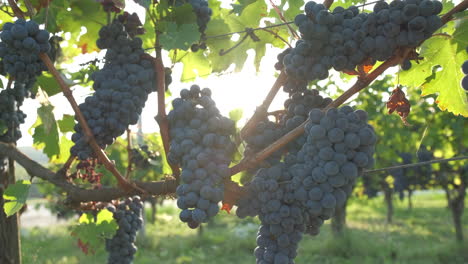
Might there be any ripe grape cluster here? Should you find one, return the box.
[70,18,156,160]
[105,196,144,264]
[0,89,26,143]
[461,47,468,91]
[0,19,50,105]
[168,86,236,228]
[279,0,443,93]
[237,105,376,263]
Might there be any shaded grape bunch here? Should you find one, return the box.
[280,0,443,93]
[70,19,156,160]
[275,48,292,71]
[237,106,376,264]
[105,196,144,264]
[169,85,236,228]
[0,89,26,143]
[0,19,50,105]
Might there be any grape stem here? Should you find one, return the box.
[125,129,133,179]
[239,71,287,139]
[38,53,142,193]
[267,0,300,40]
[6,0,25,19]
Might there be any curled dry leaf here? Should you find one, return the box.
[387,86,411,126]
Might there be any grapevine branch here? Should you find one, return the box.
[364,156,468,174]
[6,0,24,19]
[0,143,177,203]
[240,71,287,139]
[38,53,138,192]
[125,129,132,178]
[153,29,180,181]
[230,0,467,175]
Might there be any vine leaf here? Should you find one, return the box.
[400,19,468,117]
[70,209,118,255]
[159,23,200,51]
[2,180,31,217]
[387,86,411,126]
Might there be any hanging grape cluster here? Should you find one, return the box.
[279,0,443,94]
[0,19,50,104]
[0,89,25,144]
[237,104,376,264]
[105,196,144,264]
[70,17,156,160]
[168,86,236,228]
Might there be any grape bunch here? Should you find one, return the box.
[279,0,443,93]
[461,47,468,91]
[243,118,284,165]
[237,105,376,264]
[0,89,26,143]
[168,86,236,228]
[70,18,156,160]
[105,196,144,264]
[0,19,50,104]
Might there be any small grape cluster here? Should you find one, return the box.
[279,0,443,93]
[461,47,468,91]
[106,196,144,264]
[0,89,26,143]
[0,19,50,104]
[70,18,156,160]
[237,105,376,264]
[168,85,236,228]
[391,152,412,199]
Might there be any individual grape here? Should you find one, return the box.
[461,60,468,75]
[402,59,412,70]
[462,75,468,91]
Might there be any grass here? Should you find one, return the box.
[21,192,468,264]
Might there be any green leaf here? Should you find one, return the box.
[58,115,76,133]
[71,209,118,251]
[176,50,212,82]
[34,73,62,97]
[3,180,31,217]
[31,104,61,158]
[400,21,468,117]
[159,22,201,51]
[229,108,243,123]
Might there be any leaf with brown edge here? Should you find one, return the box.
[221,202,233,214]
[387,86,411,126]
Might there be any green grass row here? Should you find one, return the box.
[21,192,468,264]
